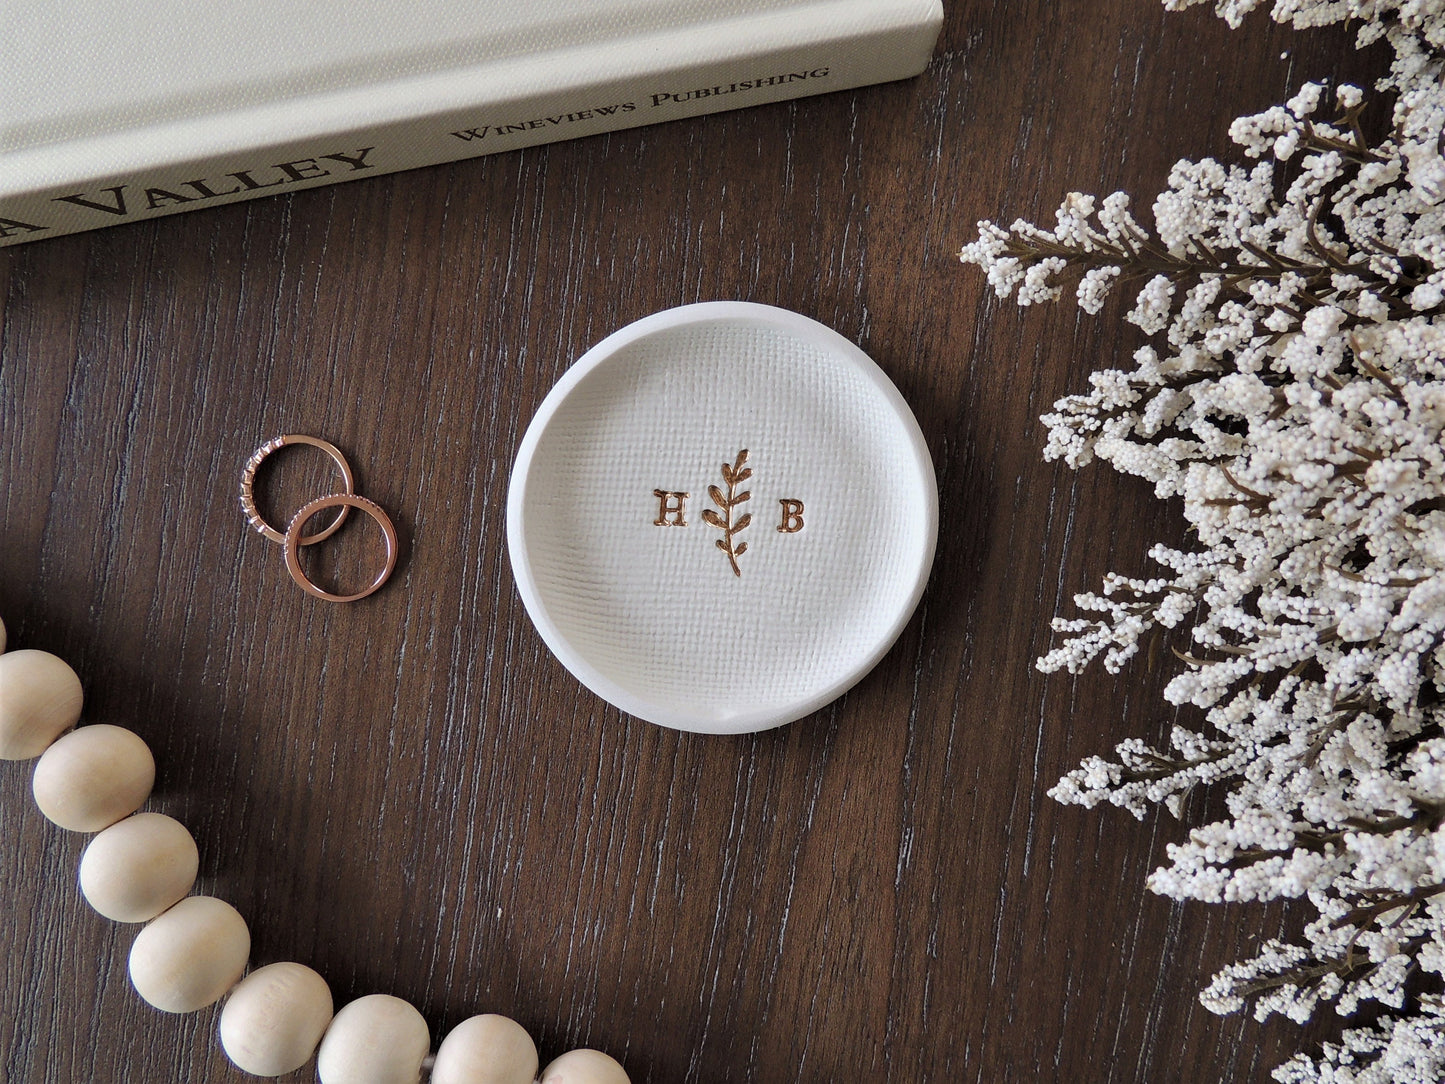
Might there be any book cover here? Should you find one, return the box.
[0,0,943,247]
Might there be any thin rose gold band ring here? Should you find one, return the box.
[239,434,355,545]
[283,494,399,603]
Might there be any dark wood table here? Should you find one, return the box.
[0,3,1387,1081]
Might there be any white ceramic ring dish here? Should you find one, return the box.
[506,302,938,734]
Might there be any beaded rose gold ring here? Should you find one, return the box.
[283,494,399,603]
[241,435,398,603]
[239,434,355,544]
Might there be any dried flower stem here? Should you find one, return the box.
[961,2,1445,1080]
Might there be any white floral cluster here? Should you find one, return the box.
[1273,995,1445,1083]
[961,4,1445,1082]
[1165,0,1445,50]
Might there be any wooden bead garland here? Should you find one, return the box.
[0,619,634,1082]
[0,648,83,760]
[79,811,200,922]
[317,993,432,1084]
[431,1013,539,1084]
[32,723,156,832]
[540,1049,633,1084]
[219,962,334,1076]
[129,895,252,1013]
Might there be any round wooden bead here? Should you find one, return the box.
[128,895,250,1013]
[32,724,155,831]
[539,1049,631,1084]
[316,994,431,1084]
[0,649,83,760]
[79,812,198,922]
[0,616,7,654]
[219,962,334,1077]
[431,1014,538,1084]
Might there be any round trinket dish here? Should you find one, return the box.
[506,302,938,734]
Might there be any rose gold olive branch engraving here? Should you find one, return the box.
[702,449,752,577]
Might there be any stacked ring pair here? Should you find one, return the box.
[239,435,398,603]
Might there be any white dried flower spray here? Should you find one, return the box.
[962,3,1445,1081]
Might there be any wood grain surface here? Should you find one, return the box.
[0,4,1390,1082]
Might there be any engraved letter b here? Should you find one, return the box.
[777,499,805,533]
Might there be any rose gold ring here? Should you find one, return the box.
[240,435,355,545]
[282,494,398,603]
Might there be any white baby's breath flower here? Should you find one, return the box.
[1128,274,1177,334]
[963,4,1445,1079]
[1076,265,1122,314]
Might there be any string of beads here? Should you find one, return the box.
[0,617,632,1084]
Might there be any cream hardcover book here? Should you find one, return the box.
[0,0,943,246]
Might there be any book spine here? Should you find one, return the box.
[0,14,941,248]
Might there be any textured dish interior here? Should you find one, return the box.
[520,319,931,727]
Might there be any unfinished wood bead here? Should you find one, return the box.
[80,812,198,922]
[0,649,83,760]
[316,994,431,1084]
[128,895,250,1012]
[540,1049,631,1084]
[0,616,7,654]
[431,1014,538,1084]
[219,962,334,1077]
[32,724,155,831]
